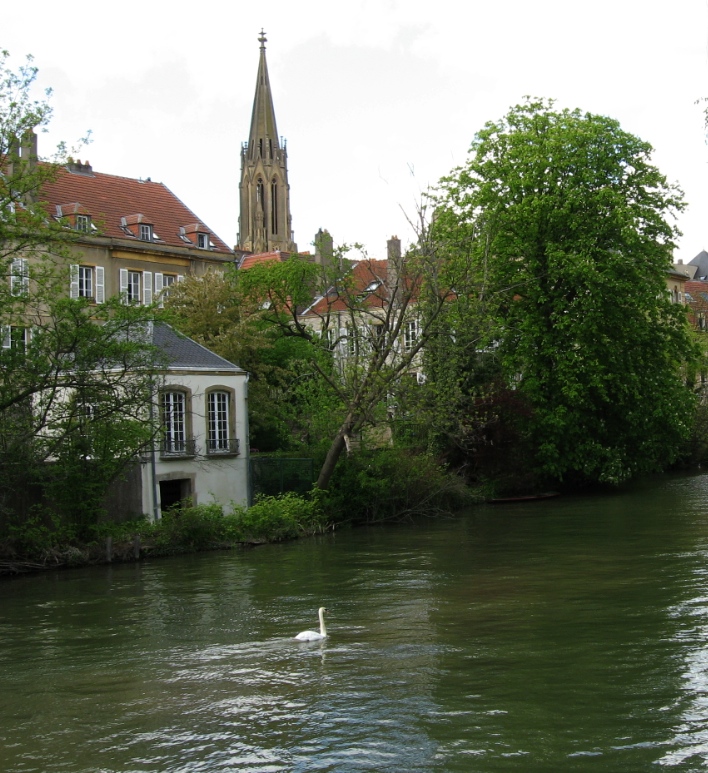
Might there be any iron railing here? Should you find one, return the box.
[206,437,240,456]
[159,438,197,458]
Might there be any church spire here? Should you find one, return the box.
[238,31,296,255]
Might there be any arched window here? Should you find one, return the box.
[207,389,239,455]
[271,179,278,234]
[161,390,194,456]
[257,179,264,207]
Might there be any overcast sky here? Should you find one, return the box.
[4,0,708,262]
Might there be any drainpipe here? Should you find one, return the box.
[244,373,252,507]
[149,379,160,521]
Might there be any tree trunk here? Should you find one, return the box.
[315,422,352,490]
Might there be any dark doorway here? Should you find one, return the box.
[159,478,191,512]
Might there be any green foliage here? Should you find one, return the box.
[434,98,697,484]
[322,447,473,524]
[4,511,76,556]
[230,492,328,541]
[0,52,161,533]
[149,503,228,550]
[166,267,333,451]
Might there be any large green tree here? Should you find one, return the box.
[0,51,161,533]
[435,98,697,484]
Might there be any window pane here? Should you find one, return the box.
[208,391,229,451]
[78,266,93,298]
[162,392,186,452]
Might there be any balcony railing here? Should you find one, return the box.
[160,438,197,458]
[206,437,240,456]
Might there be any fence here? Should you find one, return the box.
[249,457,314,501]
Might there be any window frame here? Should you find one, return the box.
[160,390,194,457]
[206,388,238,455]
[10,258,29,296]
[403,319,420,352]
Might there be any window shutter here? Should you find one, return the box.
[70,264,79,299]
[119,269,129,304]
[95,267,105,304]
[143,271,153,306]
[154,273,164,308]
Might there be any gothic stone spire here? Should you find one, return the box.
[238,31,296,254]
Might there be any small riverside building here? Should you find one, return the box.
[113,323,250,521]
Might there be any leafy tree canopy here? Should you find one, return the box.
[0,51,160,533]
[434,98,697,484]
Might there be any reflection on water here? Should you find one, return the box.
[4,473,708,770]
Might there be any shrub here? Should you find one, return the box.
[150,503,227,550]
[229,492,328,542]
[322,447,472,525]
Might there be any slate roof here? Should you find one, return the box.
[688,250,708,281]
[153,323,243,372]
[40,165,233,254]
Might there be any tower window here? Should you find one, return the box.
[271,180,278,235]
[257,179,264,204]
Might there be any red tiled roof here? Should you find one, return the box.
[40,165,233,254]
[305,259,389,315]
[238,251,289,270]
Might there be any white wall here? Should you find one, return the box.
[141,369,250,518]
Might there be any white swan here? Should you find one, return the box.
[295,607,328,641]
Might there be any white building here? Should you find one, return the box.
[137,324,250,519]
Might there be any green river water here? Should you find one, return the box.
[4,473,708,771]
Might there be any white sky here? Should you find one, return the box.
[4,0,708,262]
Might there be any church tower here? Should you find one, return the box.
[238,31,297,254]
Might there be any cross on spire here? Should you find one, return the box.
[258,29,267,48]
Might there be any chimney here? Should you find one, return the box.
[314,228,334,268]
[7,130,39,202]
[66,158,94,176]
[387,235,402,299]
[20,130,38,173]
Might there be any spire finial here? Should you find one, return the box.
[258,29,267,49]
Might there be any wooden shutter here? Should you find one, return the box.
[95,267,105,304]
[143,271,153,306]
[69,265,79,299]
[119,268,128,304]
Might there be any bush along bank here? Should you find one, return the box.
[1,448,477,575]
[0,494,329,575]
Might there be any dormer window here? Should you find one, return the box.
[121,214,159,241]
[181,223,211,248]
[56,203,95,232]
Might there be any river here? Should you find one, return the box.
[3,473,708,771]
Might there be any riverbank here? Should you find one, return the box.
[1,451,478,576]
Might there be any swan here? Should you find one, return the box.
[295,607,328,641]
